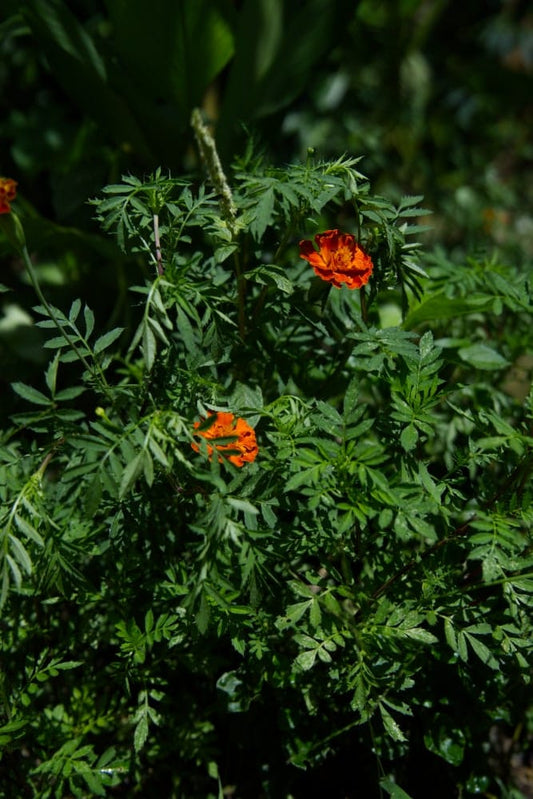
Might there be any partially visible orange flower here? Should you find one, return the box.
[299,229,373,289]
[191,411,258,467]
[0,178,17,214]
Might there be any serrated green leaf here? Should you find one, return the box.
[6,554,22,587]
[45,352,60,396]
[119,453,143,499]
[457,631,468,662]
[84,472,102,517]
[13,514,44,546]
[94,327,124,354]
[143,449,154,486]
[142,323,157,372]
[148,437,169,468]
[444,618,457,651]
[465,632,499,669]
[11,382,51,406]
[404,627,438,644]
[295,648,317,671]
[83,305,95,339]
[196,592,210,635]
[226,497,259,515]
[283,601,310,625]
[8,534,32,574]
[69,298,82,323]
[134,715,148,753]
[400,424,418,452]
[309,598,322,628]
[54,386,86,401]
[43,335,70,350]
[380,705,407,742]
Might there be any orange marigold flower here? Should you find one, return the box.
[299,229,373,289]
[191,411,258,467]
[0,178,17,214]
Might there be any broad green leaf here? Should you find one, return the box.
[106,0,235,121]
[404,293,493,328]
[22,0,153,160]
[218,0,342,154]
[294,648,317,671]
[458,344,509,371]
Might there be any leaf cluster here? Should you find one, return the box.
[0,151,531,798]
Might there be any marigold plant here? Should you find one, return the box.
[0,132,531,799]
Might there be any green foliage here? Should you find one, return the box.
[0,141,532,799]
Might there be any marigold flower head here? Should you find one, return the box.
[0,178,17,214]
[299,229,373,289]
[191,411,258,467]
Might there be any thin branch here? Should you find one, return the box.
[153,214,164,275]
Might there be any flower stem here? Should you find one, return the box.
[191,108,245,337]
[191,108,238,237]
[21,245,112,397]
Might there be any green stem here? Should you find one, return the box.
[191,108,244,337]
[153,213,164,276]
[191,108,238,237]
[21,246,112,398]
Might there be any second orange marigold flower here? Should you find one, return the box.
[191,411,258,467]
[0,178,17,215]
[299,229,373,289]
